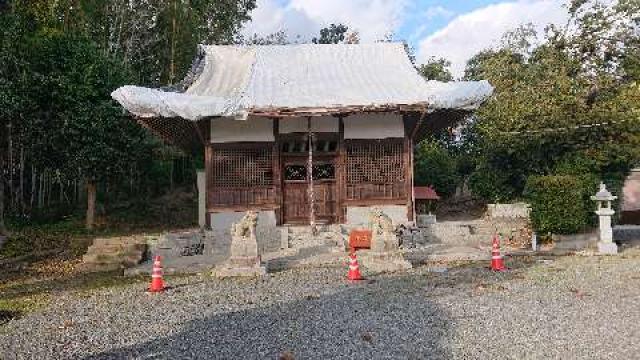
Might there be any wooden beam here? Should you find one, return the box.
[342,199,408,206]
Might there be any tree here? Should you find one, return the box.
[312,23,349,44]
[417,57,453,82]
[461,0,640,204]
[0,0,258,231]
[24,33,151,229]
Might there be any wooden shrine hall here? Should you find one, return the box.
[112,43,493,228]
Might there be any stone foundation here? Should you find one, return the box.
[359,250,412,273]
[212,211,267,278]
[212,256,267,277]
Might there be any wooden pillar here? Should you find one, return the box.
[204,144,213,229]
[404,130,414,223]
[307,117,317,234]
[336,116,345,223]
[273,118,282,225]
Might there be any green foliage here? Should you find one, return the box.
[0,0,255,230]
[524,175,597,234]
[455,1,640,228]
[414,140,459,197]
[312,23,349,44]
[417,57,453,82]
[469,165,518,202]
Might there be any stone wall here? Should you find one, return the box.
[487,203,531,219]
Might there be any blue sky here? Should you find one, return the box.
[396,0,502,44]
[242,0,569,77]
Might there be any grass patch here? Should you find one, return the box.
[0,270,146,325]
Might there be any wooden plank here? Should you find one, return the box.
[342,198,408,206]
[208,204,280,213]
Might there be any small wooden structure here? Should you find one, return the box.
[414,186,440,215]
[112,44,492,228]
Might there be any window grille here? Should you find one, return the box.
[345,140,405,184]
[211,145,274,187]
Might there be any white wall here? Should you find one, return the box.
[343,113,404,139]
[279,116,339,133]
[210,116,274,143]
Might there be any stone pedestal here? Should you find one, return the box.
[213,256,267,277]
[212,211,267,278]
[360,251,412,273]
[596,208,618,254]
[362,208,413,273]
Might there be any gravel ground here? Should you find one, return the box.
[1,250,640,359]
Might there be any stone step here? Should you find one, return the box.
[85,243,146,256]
[82,251,144,267]
[77,262,125,273]
[93,237,148,247]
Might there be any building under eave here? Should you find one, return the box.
[111,43,493,229]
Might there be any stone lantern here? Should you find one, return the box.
[591,182,618,254]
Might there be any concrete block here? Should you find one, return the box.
[598,241,618,255]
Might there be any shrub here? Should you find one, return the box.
[414,141,459,197]
[524,175,598,234]
[469,165,519,202]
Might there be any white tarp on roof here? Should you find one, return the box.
[111,43,493,121]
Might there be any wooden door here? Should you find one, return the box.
[282,160,337,224]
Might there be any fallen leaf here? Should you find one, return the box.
[362,333,373,343]
[279,351,295,360]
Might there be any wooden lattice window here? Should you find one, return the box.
[211,145,274,187]
[345,140,405,184]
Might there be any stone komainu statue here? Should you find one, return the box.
[214,210,266,277]
[230,210,258,240]
[229,210,259,260]
[368,208,400,252]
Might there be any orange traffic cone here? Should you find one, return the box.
[490,235,507,272]
[149,256,165,292]
[347,251,363,281]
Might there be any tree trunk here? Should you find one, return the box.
[7,122,12,211]
[0,153,7,236]
[19,147,24,213]
[169,0,177,84]
[30,165,36,209]
[86,180,96,230]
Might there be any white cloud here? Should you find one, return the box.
[241,0,321,42]
[417,0,569,78]
[423,5,454,20]
[242,0,408,42]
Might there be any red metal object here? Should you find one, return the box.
[349,230,372,250]
[149,256,166,292]
[347,252,363,281]
[414,186,440,200]
[490,235,507,272]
